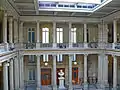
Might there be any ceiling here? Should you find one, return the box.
[8,0,120,18]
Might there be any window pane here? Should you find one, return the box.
[32,32,35,43]
[46,32,49,43]
[60,32,63,43]
[42,32,45,43]
[57,28,63,43]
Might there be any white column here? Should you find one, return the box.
[113,20,117,43]
[3,62,9,90]
[37,55,41,90]
[84,54,88,84]
[103,55,108,86]
[84,24,87,48]
[19,55,24,90]
[19,21,23,43]
[3,13,7,43]
[36,21,40,48]
[98,55,101,84]
[113,55,117,88]
[53,55,57,90]
[68,54,72,90]
[21,55,24,90]
[10,59,14,90]
[37,21,40,43]
[113,20,117,49]
[9,17,13,44]
[69,22,72,48]
[53,22,56,47]
[14,57,19,90]
[13,19,18,43]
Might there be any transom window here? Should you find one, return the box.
[28,69,35,80]
[28,55,35,63]
[57,54,63,62]
[71,28,76,43]
[43,54,49,62]
[42,28,49,43]
[57,28,63,43]
[28,28,35,43]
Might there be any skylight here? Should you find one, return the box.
[38,0,101,4]
[38,0,112,13]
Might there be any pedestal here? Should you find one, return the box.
[58,77,65,89]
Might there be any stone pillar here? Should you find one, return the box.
[3,13,8,51]
[3,13,7,43]
[3,62,9,90]
[36,21,40,48]
[53,55,57,90]
[98,54,108,88]
[19,55,24,90]
[103,55,108,86]
[14,57,19,90]
[9,17,13,44]
[84,23,87,48]
[98,54,102,84]
[9,59,14,90]
[113,20,117,49]
[69,22,72,48]
[53,22,56,48]
[68,54,72,90]
[36,55,41,90]
[84,54,88,89]
[19,21,23,48]
[113,55,117,88]
[13,19,18,43]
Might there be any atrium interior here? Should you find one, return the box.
[1,0,120,90]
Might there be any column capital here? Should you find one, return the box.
[112,55,117,58]
[84,54,88,56]
[8,16,13,22]
[36,55,41,57]
[36,20,40,23]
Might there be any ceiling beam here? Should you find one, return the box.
[15,2,34,6]
[54,12,58,15]
[19,9,35,12]
[71,12,76,16]
[33,0,39,15]
[8,0,21,14]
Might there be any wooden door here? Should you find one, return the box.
[57,68,65,85]
[72,67,78,85]
[41,68,51,85]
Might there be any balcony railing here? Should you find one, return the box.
[2,42,120,52]
[22,42,115,50]
[0,43,7,52]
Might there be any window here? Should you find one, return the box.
[71,28,76,43]
[42,28,49,43]
[28,28,35,43]
[43,54,48,62]
[28,69,35,80]
[57,28,63,43]
[57,54,63,62]
[72,54,76,61]
[28,55,35,63]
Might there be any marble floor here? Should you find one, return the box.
[24,84,119,90]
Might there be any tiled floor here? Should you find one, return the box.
[24,84,119,90]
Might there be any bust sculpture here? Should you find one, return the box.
[58,69,66,89]
[58,70,64,77]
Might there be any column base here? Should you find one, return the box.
[112,87,117,90]
[53,85,57,90]
[83,83,88,90]
[36,43,40,49]
[68,84,72,90]
[36,87,41,90]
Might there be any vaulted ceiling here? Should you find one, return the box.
[7,0,120,18]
